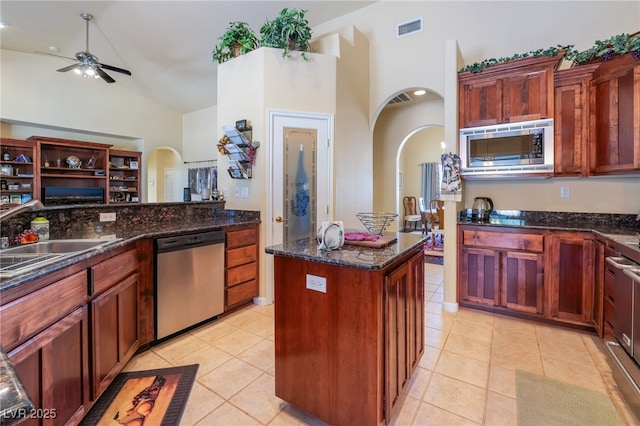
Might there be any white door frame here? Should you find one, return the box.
[264,109,334,305]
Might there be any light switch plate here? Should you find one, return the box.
[306,274,327,293]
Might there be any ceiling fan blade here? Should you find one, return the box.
[95,67,116,83]
[57,63,81,73]
[36,51,77,61]
[99,63,132,76]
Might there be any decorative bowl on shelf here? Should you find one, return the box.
[356,212,398,235]
[66,156,82,168]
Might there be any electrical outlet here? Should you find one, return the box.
[235,187,241,197]
[241,186,249,198]
[99,212,116,222]
[223,187,228,197]
[560,187,570,198]
[306,274,327,293]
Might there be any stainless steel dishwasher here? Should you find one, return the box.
[155,230,225,340]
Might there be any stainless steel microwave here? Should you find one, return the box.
[459,119,554,177]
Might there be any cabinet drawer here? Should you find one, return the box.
[463,230,544,252]
[92,249,138,295]
[227,262,257,287]
[226,228,257,249]
[227,245,257,268]
[226,280,258,307]
[0,270,87,350]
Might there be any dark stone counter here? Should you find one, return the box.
[458,209,640,259]
[265,232,427,270]
[0,202,260,291]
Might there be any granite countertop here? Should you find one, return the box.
[0,205,261,292]
[265,232,427,270]
[458,209,640,259]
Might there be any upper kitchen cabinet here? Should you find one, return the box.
[108,149,141,204]
[29,136,111,205]
[589,54,640,175]
[553,64,600,176]
[459,53,564,128]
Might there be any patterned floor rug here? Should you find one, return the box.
[81,364,198,425]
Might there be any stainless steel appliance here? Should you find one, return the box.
[459,118,554,177]
[607,256,639,354]
[155,230,225,340]
[471,197,494,222]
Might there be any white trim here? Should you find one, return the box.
[442,301,458,313]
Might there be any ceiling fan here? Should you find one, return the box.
[53,13,132,83]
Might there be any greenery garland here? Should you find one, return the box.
[459,32,640,74]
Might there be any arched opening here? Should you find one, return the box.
[146,147,187,202]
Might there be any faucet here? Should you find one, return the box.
[0,199,45,221]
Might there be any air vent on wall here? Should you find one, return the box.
[397,17,423,37]
[388,92,412,104]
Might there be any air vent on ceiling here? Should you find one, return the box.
[388,92,412,104]
[397,17,423,38]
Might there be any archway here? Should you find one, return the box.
[146,147,187,202]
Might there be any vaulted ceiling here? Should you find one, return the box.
[0,1,375,114]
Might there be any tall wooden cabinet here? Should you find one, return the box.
[589,54,640,174]
[553,64,600,176]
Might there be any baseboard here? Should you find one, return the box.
[253,297,272,306]
[443,302,458,313]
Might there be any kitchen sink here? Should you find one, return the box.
[0,239,122,278]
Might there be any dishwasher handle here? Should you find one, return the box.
[606,256,639,269]
[156,230,225,253]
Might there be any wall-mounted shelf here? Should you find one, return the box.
[222,125,253,179]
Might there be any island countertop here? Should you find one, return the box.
[265,231,427,270]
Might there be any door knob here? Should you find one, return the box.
[275,215,283,222]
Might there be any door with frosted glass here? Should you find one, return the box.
[284,128,317,243]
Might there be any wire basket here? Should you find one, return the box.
[356,212,398,235]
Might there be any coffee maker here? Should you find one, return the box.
[471,197,494,222]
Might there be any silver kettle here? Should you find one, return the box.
[471,197,494,222]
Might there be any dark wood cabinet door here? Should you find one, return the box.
[459,78,503,128]
[8,307,90,426]
[385,261,409,419]
[407,251,424,371]
[503,250,544,314]
[460,247,500,306]
[590,55,640,174]
[503,69,550,123]
[592,240,605,337]
[91,273,140,399]
[553,65,599,176]
[546,233,595,324]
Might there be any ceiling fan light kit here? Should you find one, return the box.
[52,12,132,83]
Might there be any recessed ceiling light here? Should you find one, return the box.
[48,45,59,52]
[414,90,426,96]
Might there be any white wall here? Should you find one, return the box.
[0,49,184,201]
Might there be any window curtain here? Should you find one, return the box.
[421,162,440,205]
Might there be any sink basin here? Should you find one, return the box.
[2,239,113,255]
[0,239,121,278]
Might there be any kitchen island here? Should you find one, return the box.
[265,233,426,425]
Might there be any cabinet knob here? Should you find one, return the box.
[275,215,283,222]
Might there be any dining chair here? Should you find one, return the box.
[418,197,432,234]
[403,196,421,231]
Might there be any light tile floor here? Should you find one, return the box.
[123,263,640,425]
